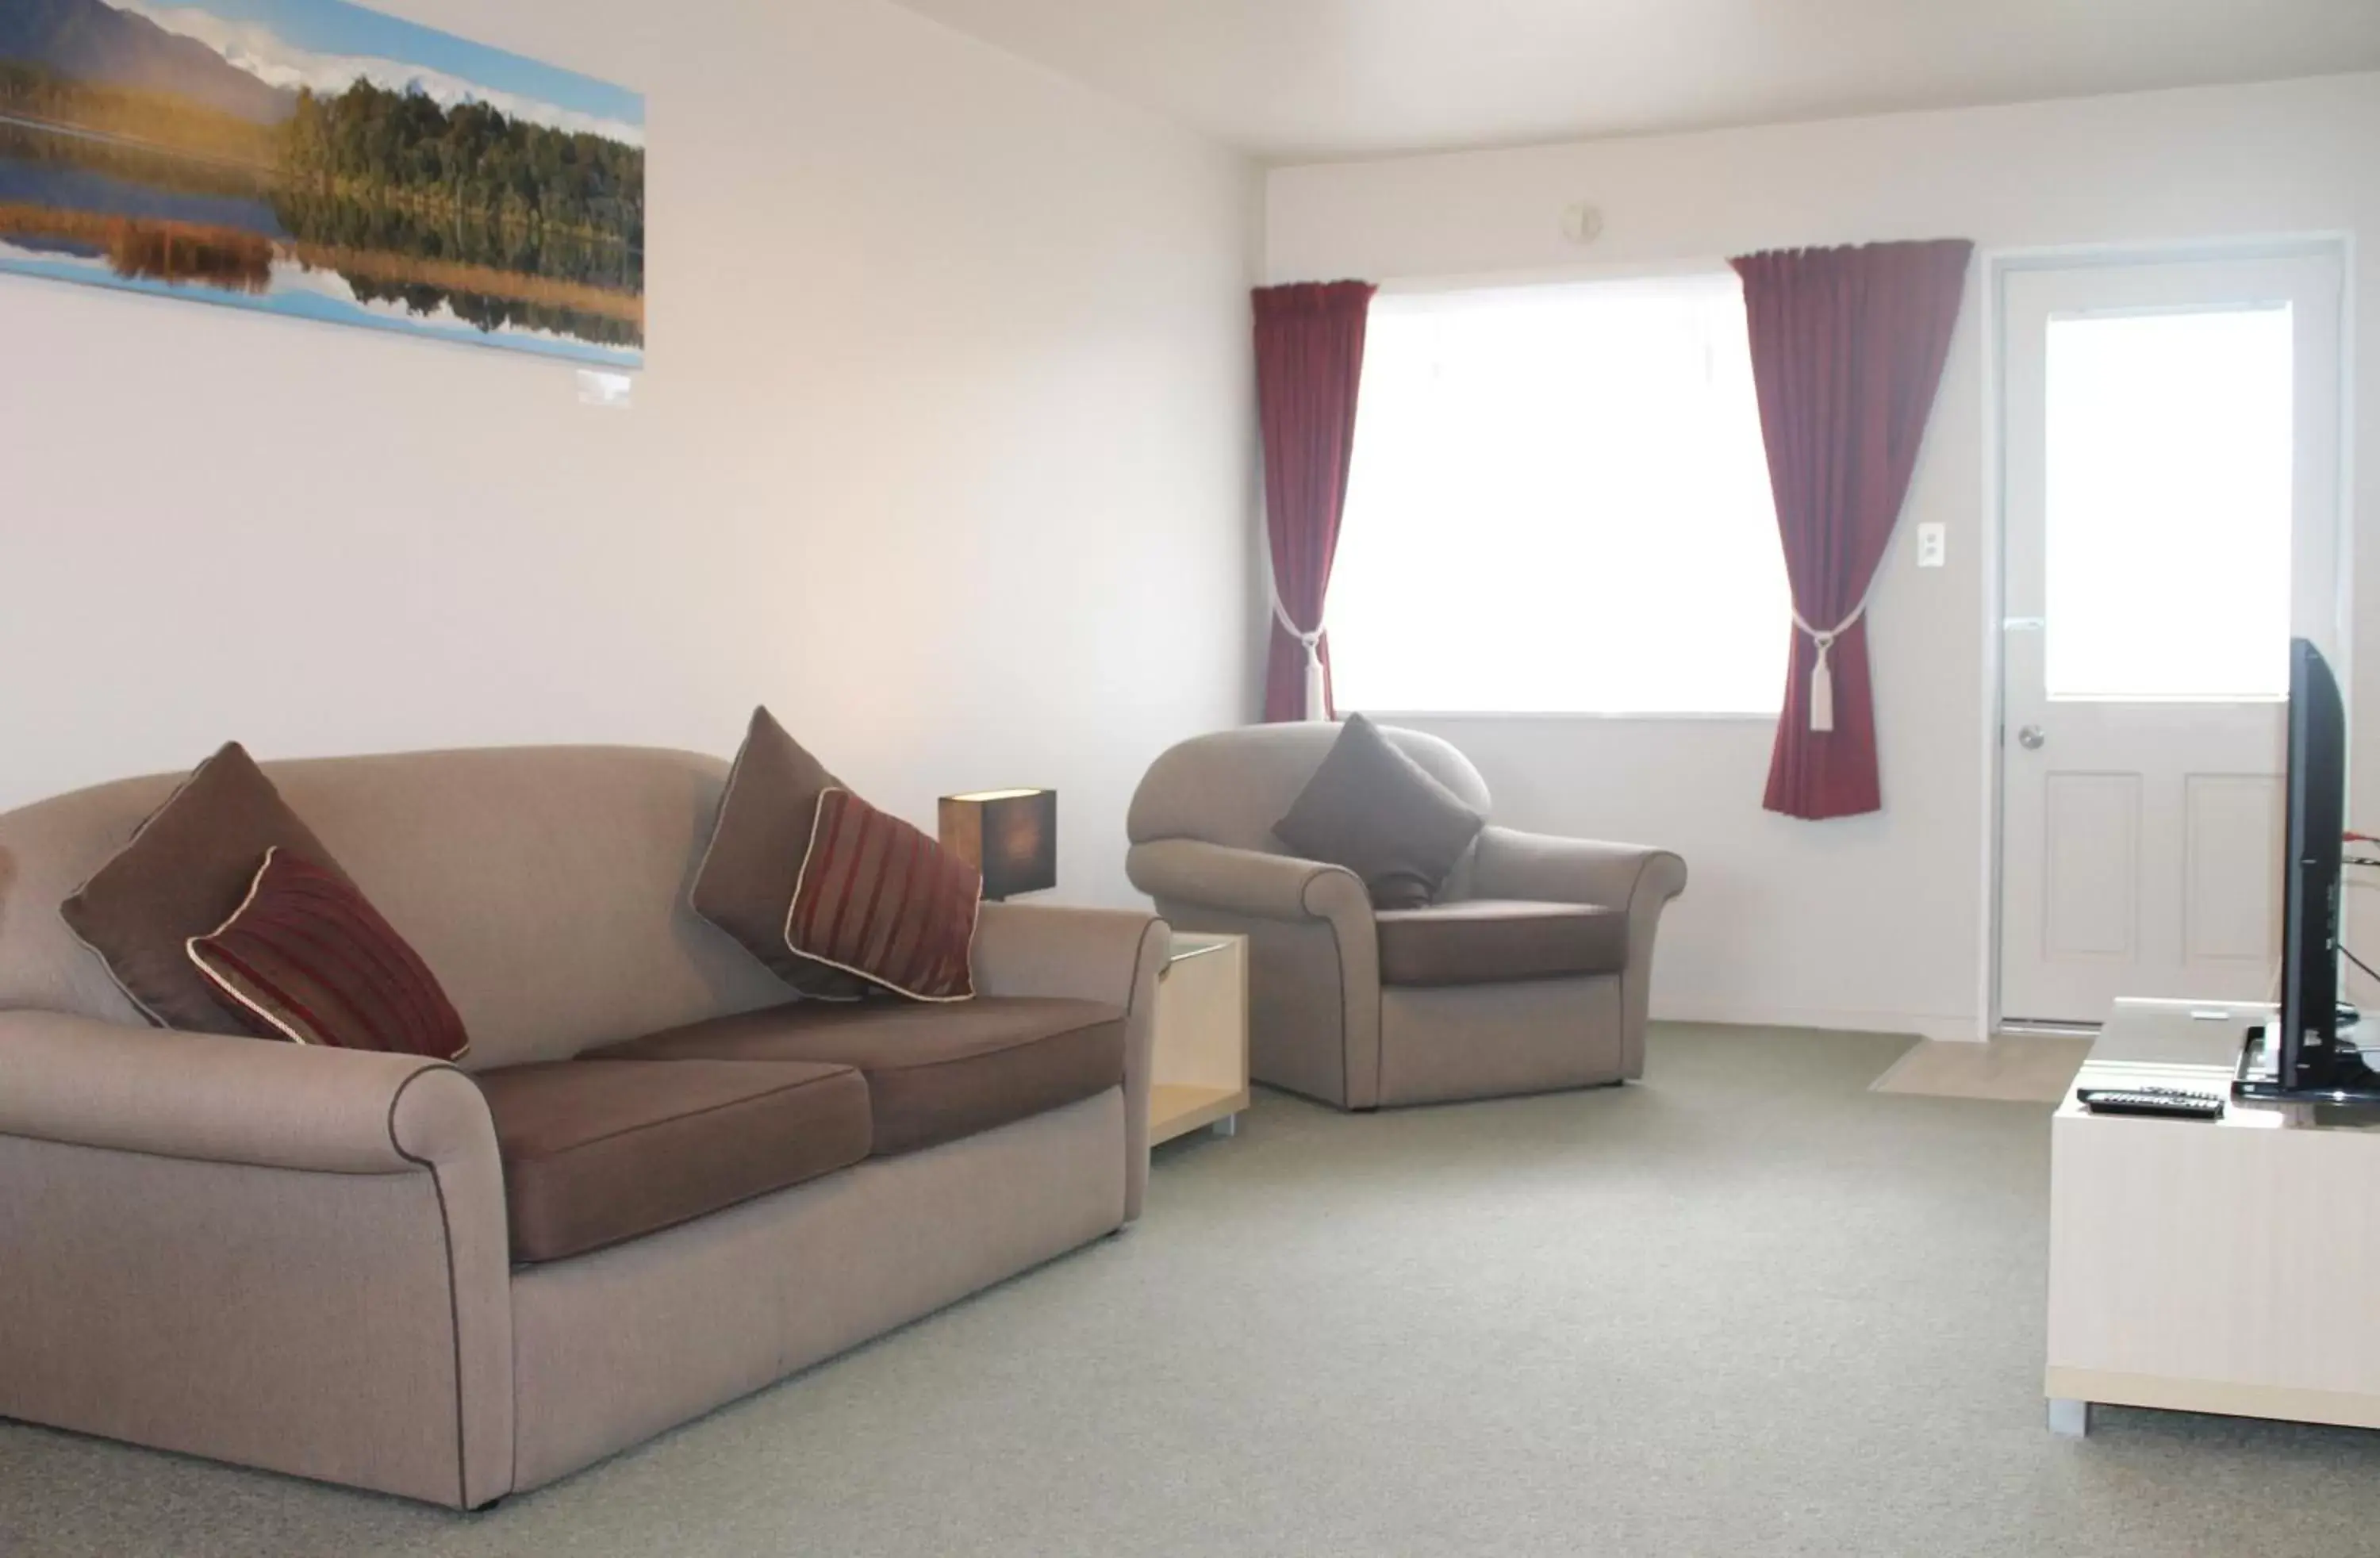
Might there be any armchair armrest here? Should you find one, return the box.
[1469,827,1688,916]
[1125,838,1372,927]
[0,1007,493,1174]
[1471,827,1686,1080]
[1127,838,1385,1109]
[971,903,1168,1222]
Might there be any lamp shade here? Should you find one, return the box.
[938,789,1056,900]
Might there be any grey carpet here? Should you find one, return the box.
[6,1023,2379,1557]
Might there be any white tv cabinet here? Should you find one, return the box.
[2046,997,2380,1435]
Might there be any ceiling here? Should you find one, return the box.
[884,0,2380,163]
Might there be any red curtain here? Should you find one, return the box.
[1254,280,1376,723]
[1730,240,1972,819]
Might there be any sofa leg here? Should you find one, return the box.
[470,1495,509,1514]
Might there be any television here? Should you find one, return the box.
[2240,638,2362,1099]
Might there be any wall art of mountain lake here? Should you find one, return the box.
[0,0,643,366]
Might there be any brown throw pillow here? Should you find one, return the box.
[1274,714,1486,910]
[786,789,981,1003]
[690,707,873,1000]
[61,742,361,1033]
[188,848,470,1061]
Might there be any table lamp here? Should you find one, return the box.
[938,788,1057,900]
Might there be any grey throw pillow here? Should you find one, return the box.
[1273,715,1485,910]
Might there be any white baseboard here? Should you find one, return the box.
[1651,999,1985,1044]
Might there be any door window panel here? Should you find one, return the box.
[2044,306,2294,700]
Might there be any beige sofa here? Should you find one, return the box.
[0,746,1165,1508]
[1127,723,1684,1110]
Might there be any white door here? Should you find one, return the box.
[1999,250,2346,1027]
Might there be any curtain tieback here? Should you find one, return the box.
[1791,604,1866,735]
[1791,553,1894,734]
[1269,586,1330,723]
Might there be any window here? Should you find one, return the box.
[2044,305,2294,701]
[1327,271,1790,715]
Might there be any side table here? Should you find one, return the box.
[1148,931,1250,1144]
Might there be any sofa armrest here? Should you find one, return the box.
[972,903,1168,1223]
[0,1008,513,1508]
[0,1007,493,1174]
[972,902,1165,1008]
[1126,838,1373,927]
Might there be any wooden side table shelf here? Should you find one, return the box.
[1149,931,1250,1144]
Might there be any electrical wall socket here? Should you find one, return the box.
[1916,523,1946,569]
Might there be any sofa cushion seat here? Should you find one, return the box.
[1374,899,1627,988]
[592,996,1126,1156]
[475,1057,872,1264]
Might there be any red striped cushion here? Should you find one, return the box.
[785,789,981,1002]
[187,848,470,1061]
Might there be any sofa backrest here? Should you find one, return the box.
[1126,723,1494,856]
[0,746,795,1071]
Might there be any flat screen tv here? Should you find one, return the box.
[2251,637,2358,1096]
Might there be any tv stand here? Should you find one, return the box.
[2045,997,2380,1435]
[2233,1019,2380,1105]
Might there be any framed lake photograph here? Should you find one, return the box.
[0,0,643,366]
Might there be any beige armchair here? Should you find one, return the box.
[1127,723,1686,1111]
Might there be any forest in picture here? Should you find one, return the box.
[0,0,644,364]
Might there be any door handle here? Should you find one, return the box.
[2017,724,2046,750]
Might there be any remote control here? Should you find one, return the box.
[2076,1086,2224,1120]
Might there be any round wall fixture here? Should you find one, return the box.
[1560,202,1604,245]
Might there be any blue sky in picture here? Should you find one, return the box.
[113,0,643,140]
[200,0,638,125]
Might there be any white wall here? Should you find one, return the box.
[1269,75,2380,1038]
[0,0,1259,907]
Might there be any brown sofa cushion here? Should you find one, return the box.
[690,707,873,1001]
[61,742,360,1034]
[788,789,980,1002]
[593,996,1124,1155]
[1375,899,1628,988]
[475,1057,872,1264]
[1274,714,1485,910]
[190,846,470,1061]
